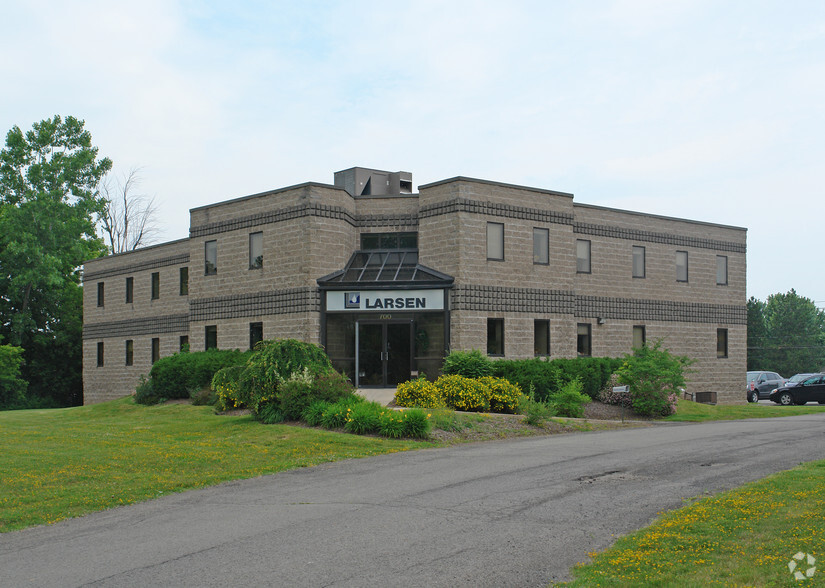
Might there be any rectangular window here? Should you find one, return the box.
[205,240,217,275]
[533,228,549,265]
[576,240,591,273]
[179,267,189,296]
[151,272,160,300]
[249,322,263,350]
[97,282,104,307]
[97,342,104,367]
[487,318,504,356]
[151,338,160,364]
[632,246,645,278]
[717,328,728,358]
[125,340,134,366]
[205,325,217,350]
[360,232,418,250]
[179,335,189,351]
[534,320,550,356]
[249,232,263,269]
[486,222,504,261]
[125,277,134,303]
[676,250,689,282]
[716,255,728,285]
[633,325,646,349]
[577,323,591,357]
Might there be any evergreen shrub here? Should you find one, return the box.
[549,378,591,418]
[150,349,250,399]
[442,349,493,378]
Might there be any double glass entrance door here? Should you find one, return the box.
[357,320,412,387]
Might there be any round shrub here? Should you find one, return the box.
[442,349,493,378]
[436,374,490,412]
[400,408,432,439]
[479,376,524,414]
[133,375,161,405]
[212,365,245,411]
[311,371,356,404]
[277,376,315,421]
[549,379,591,418]
[394,377,444,408]
[150,349,250,399]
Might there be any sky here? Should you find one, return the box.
[1,0,823,304]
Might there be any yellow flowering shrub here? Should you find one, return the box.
[436,374,490,412]
[394,377,445,408]
[479,377,524,414]
[212,365,245,411]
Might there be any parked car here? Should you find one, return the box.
[769,374,825,405]
[746,371,785,403]
[785,373,819,388]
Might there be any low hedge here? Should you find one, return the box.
[395,375,524,414]
[491,357,623,401]
[147,349,251,400]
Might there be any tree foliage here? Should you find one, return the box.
[0,342,28,409]
[617,341,692,417]
[0,115,112,406]
[748,290,825,375]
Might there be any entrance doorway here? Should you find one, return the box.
[356,320,412,387]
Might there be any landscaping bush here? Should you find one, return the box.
[311,371,356,404]
[133,375,161,405]
[442,349,493,378]
[302,400,331,427]
[521,398,556,426]
[0,344,27,410]
[400,408,431,439]
[150,349,250,399]
[394,377,444,408]
[479,376,524,414]
[599,374,632,408]
[549,378,590,418]
[258,403,285,424]
[212,365,246,411]
[436,374,490,412]
[617,341,692,417]
[492,357,623,401]
[321,396,363,429]
[378,410,407,438]
[344,401,384,435]
[190,387,216,406]
[276,371,315,420]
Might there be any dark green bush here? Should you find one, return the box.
[258,403,285,424]
[302,400,331,427]
[311,371,356,404]
[400,408,431,439]
[521,398,556,425]
[549,378,591,418]
[344,401,383,435]
[134,375,161,405]
[0,344,28,410]
[492,357,622,401]
[150,349,250,399]
[190,387,216,406]
[378,410,406,438]
[277,377,315,421]
[442,349,493,378]
[321,396,363,429]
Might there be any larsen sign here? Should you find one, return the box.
[326,289,445,312]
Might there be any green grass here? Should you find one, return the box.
[666,398,825,421]
[561,460,825,587]
[0,398,433,533]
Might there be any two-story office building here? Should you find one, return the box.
[82,167,747,404]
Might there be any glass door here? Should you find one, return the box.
[356,320,412,387]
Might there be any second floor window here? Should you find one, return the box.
[180,267,189,295]
[487,222,504,261]
[533,228,549,265]
[151,272,160,300]
[576,240,591,273]
[632,246,645,278]
[205,240,217,275]
[716,255,728,285]
[125,277,134,303]
[97,282,104,307]
[249,232,263,269]
[676,250,689,282]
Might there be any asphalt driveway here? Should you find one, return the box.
[3,413,825,587]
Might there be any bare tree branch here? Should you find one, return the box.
[98,167,162,254]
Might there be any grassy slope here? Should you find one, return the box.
[0,398,432,532]
[666,399,825,422]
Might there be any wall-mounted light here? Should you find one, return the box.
[597,317,606,325]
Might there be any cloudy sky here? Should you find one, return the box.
[2,0,823,303]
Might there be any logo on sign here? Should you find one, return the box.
[344,292,361,309]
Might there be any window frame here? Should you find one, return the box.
[533,227,549,265]
[632,246,645,279]
[249,232,263,270]
[179,267,189,296]
[179,335,189,351]
[534,319,551,356]
[125,277,134,303]
[486,222,504,261]
[151,272,160,300]
[676,250,689,282]
[576,239,591,274]
[125,340,134,366]
[151,338,160,364]
[97,282,104,307]
[717,328,728,358]
[577,323,592,357]
[249,322,263,350]
[96,342,104,367]
[205,240,217,276]
[633,325,646,349]
[487,318,504,356]
[716,255,728,286]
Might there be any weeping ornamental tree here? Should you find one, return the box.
[0,115,111,406]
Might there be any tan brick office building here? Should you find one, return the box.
[82,167,747,405]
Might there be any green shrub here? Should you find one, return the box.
[321,397,363,429]
[492,357,623,401]
[400,408,431,439]
[522,398,556,426]
[394,377,444,408]
[212,365,246,411]
[344,401,384,435]
[311,371,356,404]
[0,344,27,410]
[479,376,524,414]
[190,387,216,406]
[302,400,331,427]
[549,378,591,418]
[436,374,489,412]
[378,410,407,438]
[442,349,493,378]
[258,403,285,424]
[618,341,692,417]
[134,375,161,405]
[277,374,315,421]
[150,349,250,399]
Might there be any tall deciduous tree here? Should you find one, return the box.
[99,167,161,254]
[746,296,768,370]
[0,115,111,405]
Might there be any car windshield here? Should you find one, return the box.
[789,374,811,383]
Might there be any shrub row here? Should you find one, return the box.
[146,349,252,401]
[395,375,524,413]
[491,357,623,402]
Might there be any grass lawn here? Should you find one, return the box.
[562,459,825,587]
[666,399,825,422]
[0,397,433,533]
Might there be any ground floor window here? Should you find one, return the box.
[125,340,134,366]
[577,323,591,357]
[151,338,160,364]
[205,325,217,350]
[633,325,646,349]
[250,322,263,350]
[534,320,550,356]
[487,318,504,356]
[180,335,189,351]
[717,328,728,358]
[97,342,104,367]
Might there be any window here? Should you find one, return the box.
[633,325,646,349]
[676,250,688,282]
[361,232,417,250]
[577,323,591,357]
[576,240,591,273]
[151,338,160,364]
[125,277,134,303]
[632,246,645,278]
[249,322,263,350]
[97,282,104,307]
[249,232,263,269]
[716,255,728,285]
[486,222,504,261]
[534,320,550,356]
[717,328,728,358]
[205,325,217,350]
[205,240,217,275]
[179,267,189,296]
[533,228,549,265]
[125,340,134,366]
[179,335,189,351]
[97,342,104,367]
[487,318,504,356]
[151,272,160,300]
